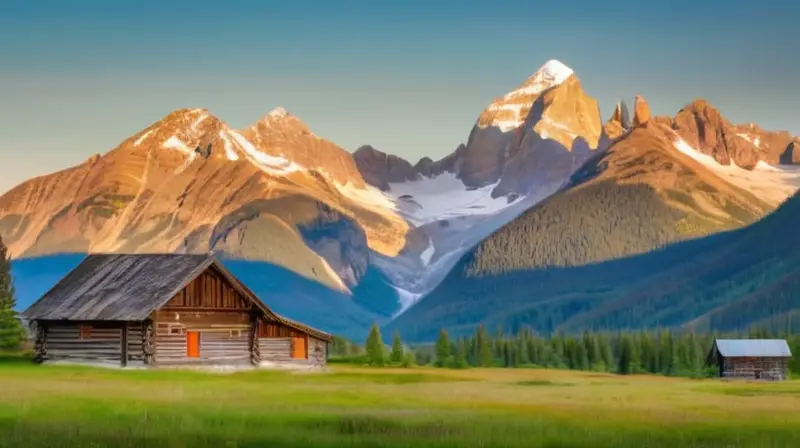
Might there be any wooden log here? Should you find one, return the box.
[143,320,154,365]
[121,322,128,367]
[250,313,260,365]
[34,322,47,364]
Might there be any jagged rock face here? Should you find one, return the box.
[241,108,366,188]
[353,145,420,191]
[614,101,632,129]
[781,139,800,164]
[456,60,603,196]
[672,100,749,167]
[0,108,410,291]
[603,101,632,140]
[633,94,651,127]
[415,144,465,178]
[732,122,794,165]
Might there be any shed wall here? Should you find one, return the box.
[721,356,789,381]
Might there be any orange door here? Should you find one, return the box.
[186,331,200,358]
[292,337,307,359]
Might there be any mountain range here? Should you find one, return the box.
[3,59,800,341]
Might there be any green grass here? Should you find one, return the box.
[0,355,798,447]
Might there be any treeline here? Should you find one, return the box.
[331,324,800,378]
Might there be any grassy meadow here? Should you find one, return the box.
[1,355,799,447]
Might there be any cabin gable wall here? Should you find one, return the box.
[151,266,255,366]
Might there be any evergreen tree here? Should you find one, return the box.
[453,337,469,369]
[475,325,493,367]
[435,328,452,367]
[390,330,404,364]
[599,333,614,372]
[588,333,604,371]
[0,235,23,350]
[365,323,385,366]
[617,333,634,374]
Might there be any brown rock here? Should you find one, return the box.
[671,100,758,168]
[781,139,800,164]
[603,100,632,140]
[353,145,419,190]
[241,108,367,188]
[633,94,651,127]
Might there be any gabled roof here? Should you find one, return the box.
[713,339,792,358]
[21,253,333,341]
[23,253,214,321]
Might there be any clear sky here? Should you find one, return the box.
[1,0,798,193]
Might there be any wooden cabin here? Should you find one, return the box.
[21,253,332,369]
[705,339,792,381]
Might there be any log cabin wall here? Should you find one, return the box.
[151,266,255,366]
[721,356,789,380]
[40,321,125,365]
[257,318,327,366]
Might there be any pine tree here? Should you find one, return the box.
[476,325,493,367]
[0,235,23,350]
[454,337,469,369]
[390,330,404,364]
[617,333,633,375]
[435,328,452,367]
[365,323,385,366]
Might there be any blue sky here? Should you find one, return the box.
[1,0,798,193]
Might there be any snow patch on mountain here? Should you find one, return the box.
[162,136,193,154]
[674,138,800,204]
[420,240,435,266]
[227,130,303,175]
[334,181,397,212]
[736,133,761,147]
[219,131,240,161]
[133,129,154,146]
[391,286,424,315]
[190,112,209,132]
[387,172,520,226]
[268,107,289,118]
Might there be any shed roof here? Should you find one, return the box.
[714,339,792,358]
[21,253,333,341]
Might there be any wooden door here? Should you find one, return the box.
[186,331,200,358]
[292,337,307,359]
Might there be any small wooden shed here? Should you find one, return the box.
[22,253,332,369]
[705,339,792,381]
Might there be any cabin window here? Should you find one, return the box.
[170,327,184,335]
[78,325,92,340]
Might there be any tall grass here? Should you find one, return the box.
[0,357,798,447]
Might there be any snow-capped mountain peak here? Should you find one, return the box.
[513,59,574,96]
[267,106,290,119]
[477,59,578,132]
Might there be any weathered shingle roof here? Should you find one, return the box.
[23,254,215,321]
[21,253,333,341]
[714,339,792,358]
